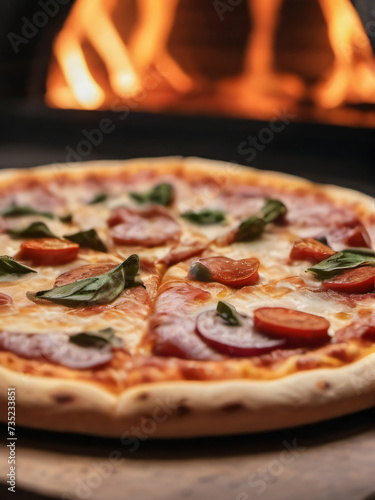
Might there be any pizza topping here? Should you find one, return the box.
[333,317,375,343]
[59,213,73,224]
[322,266,375,294]
[328,224,372,249]
[27,254,141,307]
[0,293,12,306]
[290,238,335,263]
[19,238,79,266]
[196,302,285,356]
[64,229,107,253]
[159,241,207,266]
[68,327,122,348]
[181,209,226,225]
[130,182,173,206]
[87,193,108,205]
[7,221,56,239]
[109,206,181,247]
[188,256,259,288]
[226,198,287,244]
[307,249,375,280]
[0,331,115,369]
[0,203,54,219]
[54,263,116,287]
[0,255,37,280]
[261,199,287,224]
[253,307,330,346]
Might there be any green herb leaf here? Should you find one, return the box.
[261,199,287,224]
[233,217,266,242]
[307,249,375,279]
[188,261,212,282]
[130,183,173,206]
[59,214,73,224]
[181,209,226,225]
[65,229,107,253]
[87,193,108,205]
[7,222,56,239]
[0,203,54,219]
[0,256,37,281]
[216,300,242,326]
[27,254,141,307]
[69,327,122,348]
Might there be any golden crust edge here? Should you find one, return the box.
[1,352,374,438]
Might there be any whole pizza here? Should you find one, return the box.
[0,157,374,438]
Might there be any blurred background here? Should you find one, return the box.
[0,0,374,193]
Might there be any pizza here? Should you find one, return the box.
[0,157,374,438]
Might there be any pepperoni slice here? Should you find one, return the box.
[196,310,285,356]
[160,241,207,266]
[333,318,375,343]
[253,307,330,345]
[189,256,259,288]
[108,206,180,247]
[55,263,115,287]
[0,331,113,369]
[150,284,219,360]
[19,238,79,265]
[0,293,12,306]
[322,266,375,294]
[290,238,335,263]
[328,225,371,248]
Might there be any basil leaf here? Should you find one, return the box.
[307,250,375,279]
[0,256,37,281]
[188,261,212,282]
[69,327,122,348]
[0,203,54,219]
[59,214,73,224]
[216,300,242,326]
[130,183,173,206]
[7,222,56,239]
[64,229,107,253]
[181,210,226,225]
[261,199,287,224]
[87,193,108,205]
[27,254,141,307]
[234,217,266,242]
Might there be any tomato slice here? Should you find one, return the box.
[290,238,335,263]
[196,310,285,356]
[322,266,375,294]
[253,307,330,345]
[189,256,259,288]
[0,292,12,306]
[19,238,79,265]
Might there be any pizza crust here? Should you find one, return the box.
[0,157,374,437]
[0,352,374,438]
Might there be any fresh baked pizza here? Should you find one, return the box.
[0,157,374,438]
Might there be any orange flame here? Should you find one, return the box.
[45,0,375,114]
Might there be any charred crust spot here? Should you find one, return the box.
[176,405,190,417]
[316,380,332,391]
[136,392,149,401]
[53,393,75,404]
[221,403,245,413]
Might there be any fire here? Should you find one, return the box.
[45,0,375,115]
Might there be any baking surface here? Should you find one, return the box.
[1,408,374,500]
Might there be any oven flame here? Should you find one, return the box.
[45,0,375,117]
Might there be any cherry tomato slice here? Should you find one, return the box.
[290,238,335,263]
[0,292,12,306]
[322,266,375,294]
[253,307,330,345]
[196,310,285,356]
[19,238,79,265]
[189,256,259,288]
